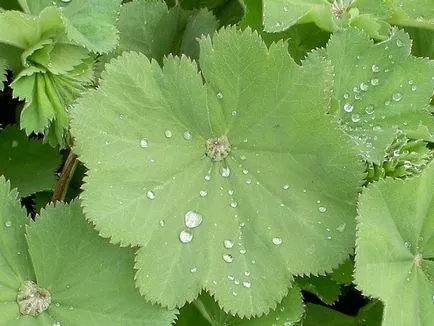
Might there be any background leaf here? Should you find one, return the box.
[355,161,434,326]
[0,126,61,196]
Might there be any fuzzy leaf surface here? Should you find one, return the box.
[355,161,434,326]
[325,28,434,164]
[0,183,175,325]
[71,27,363,316]
[118,0,217,63]
[0,126,61,196]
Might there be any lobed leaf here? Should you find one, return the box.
[324,27,434,164]
[355,161,434,326]
[0,126,61,196]
[71,27,364,316]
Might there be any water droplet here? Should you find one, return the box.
[228,189,234,196]
[232,291,238,296]
[221,167,230,177]
[396,39,403,47]
[327,236,332,240]
[392,92,403,102]
[205,175,211,181]
[159,220,165,227]
[223,254,233,263]
[119,114,124,120]
[199,190,208,197]
[385,100,391,106]
[139,138,149,148]
[272,237,282,245]
[336,223,346,232]
[343,103,353,112]
[190,267,197,273]
[146,191,155,200]
[404,241,411,248]
[234,280,240,285]
[230,201,238,208]
[411,85,417,91]
[365,105,375,115]
[240,155,246,161]
[360,83,368,91]
[343,93,349,99]
[371,78,379,86]
[231,111,238,116]
[244,271,250,277]
[352,114,361,123]
[224,240,234,249]
[242,281,251,288]
[282,184,289,190]
[61,0,71,2]
[179,230,193,243]
[216,92,223,99]
[184,210,203,229]
[183,131,192,140]
[240,249,247,254]
[371,64,380,73]
[164,130,172,138]
[242,169,249,175]
[318,206,327,213]
[4,220,11,227]
[283,6,288,12]
[53,322,62,326]
[228,275,235,281]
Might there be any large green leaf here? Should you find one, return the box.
[176,286,303,325]
[388,0,434,30]
[0,126,61,196]
[118,0,218,63]
[0,179,175,325]
[355,161,434,326]
[71,27,363,316]
[324,27,434,164]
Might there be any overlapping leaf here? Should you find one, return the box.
[0,177,175,325]
[71,27,364,316]
[0,126,61,196]
[355,161,434,326]
[324,27,434,164]
[118,0,218,63]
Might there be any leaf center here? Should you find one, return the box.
[17,280,51,316]
[206,135,231,161]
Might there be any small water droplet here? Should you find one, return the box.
[396,39,403,47]
[205,175,211,181]
[190,267,197,273]
[411,85,417,91]
[351,114,361,123]
[283,6,288,12]
[52,322,62,326]
[216,92,223,99]
[4,220,11,227]
[184,210,203,229]
[232,291,238,296]
[179,230,193,243]
[371,78,379,86]
[240,249,246,254]
[234,280,240,285]
[242,281,251,288]
[327,236,332,240]
[231,111,238,116]
[336,223,346,232]
[228,189,234,196]
[392,92,403,102]
[61,0,71,2]
[146,190,155,200]
[282,184,289,190]
[139,138,149,148]
[199,190,208,197]
[404,241,411,248]
[230,201,238,208]
[221,167,230,177]
[343,93,349,99]
[365,105,375,115]
[223,254,233,263]
[343,103,353,112]
[159,220,165,227]
[318,206,327,213]
[272,237,282,245]
[244,271,250,276]
[164,130,172,138]
[183,131,192,140]
[385,100,391,106]
[224,240,234,249]
[360,83,368,91]
[371,64,380,73]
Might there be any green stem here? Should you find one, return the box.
[52,150,78,203]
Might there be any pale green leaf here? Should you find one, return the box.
[71,27,363,316]
[355,161,434,326]
[388,0,434,29]
[118,0,217,62]
[0,126,61,196]
[324,27,434,163]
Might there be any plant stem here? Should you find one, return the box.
[52,150,78,203]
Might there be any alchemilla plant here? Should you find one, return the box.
[0,0,433,325]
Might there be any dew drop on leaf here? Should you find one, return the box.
[242,169,249,174]
[205,175,211,181]
[179,230,193,243]
[216,92,223,99]
[336,223,346,232]
[365,105,375,115]
[318,206,327,213]
[146,190,155,200]
[282,184,289,190]
[183,131,192,140]
[240,249,246,254]
[351,114,361,123]
[184,210,203,229]
[221,167,230,177]
[139,138,149,148]
[190,267,197,273]
[232,291,238,296]
[360,83,368,91]
[52,322,62,326]
[371,78,379,86]
[396,39,403,47]
[159,220,165,227]
[411,85,417,91]
[272,237,282,245]
[230,201,238,208]
[343,103,353,112]
[392,92,403,102]
[164,130,172,138]
[4,220,12,227]
[371,64,380,73]
[199,190,208,197]
[223,240,234,249]
[242,281,251,288]
[61,0,71,3]
[223,254,233,263]
[231,111,238,116]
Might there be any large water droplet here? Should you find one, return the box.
[272,237,282,245]
[146,191,155,200]
[360,83,368,91]
[223,240,234,249]
[179,230,193,243]
[392,92,403,102]
[184,211,203,229]
[4,220,12,227]
[343,103,353,113]
[371,64,380,73]
[183,131,192,140]
[221,167,230,177]
[223,254,233,263]
[139,138,149,148]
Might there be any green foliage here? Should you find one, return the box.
[0,178,175,325]
[0,0,433,324]
[355,161,434,326]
